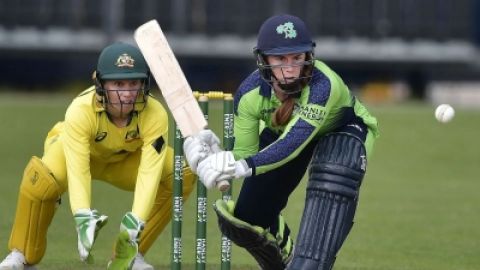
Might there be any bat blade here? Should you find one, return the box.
[134,20,207,137]
[134,20,230,192]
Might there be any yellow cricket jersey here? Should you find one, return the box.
[61,87,168,220]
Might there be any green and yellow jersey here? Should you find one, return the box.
[233,60,379,175]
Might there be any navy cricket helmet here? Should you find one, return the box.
[254,14,316,94]
[255,14,315,55]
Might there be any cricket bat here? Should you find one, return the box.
[134,20,230,192]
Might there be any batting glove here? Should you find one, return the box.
[74,208,108,263]
[183,129,222,173]
[197,151,252,189]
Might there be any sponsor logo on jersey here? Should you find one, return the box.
[293,104,326,121]
[95,132,107,142]
[125,130,140,142]
[115,149,129,155]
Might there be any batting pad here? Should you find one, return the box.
[288,132,366,270]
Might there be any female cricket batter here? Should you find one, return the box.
[0,42,194,270]
[184,14,379,269]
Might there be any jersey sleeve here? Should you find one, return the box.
[131,101,169,220]
[247,114,319,175]
[64,101,96,214]
[233,91,260,160]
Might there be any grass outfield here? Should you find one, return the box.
[0,92,479,269]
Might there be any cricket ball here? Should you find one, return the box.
[435,104,455,123]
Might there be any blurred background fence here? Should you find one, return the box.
[0,0,475,41]
[1,0,480,103]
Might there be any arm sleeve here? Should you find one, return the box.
[64,104,95,214]
[247,115,320,175]
[131,106,169,220]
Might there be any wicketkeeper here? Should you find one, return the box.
[184,14,379,270]
[0,42,195,270]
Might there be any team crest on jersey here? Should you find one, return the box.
[95,132,107,142]
[115,53,135,68]
[276,22,297,39]
[125,130,140,142]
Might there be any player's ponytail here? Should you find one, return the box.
[272,97,295,127]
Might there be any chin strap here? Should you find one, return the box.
[276,81,303,95]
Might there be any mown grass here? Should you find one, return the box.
[0,92,479,269]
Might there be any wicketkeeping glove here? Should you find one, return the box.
[107,230,138,270]
[183,129,222,173]
[197,151,252,189]
[107,212,145,269]
[120,212,145,244]
[74,208,108,263]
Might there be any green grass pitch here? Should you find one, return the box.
[0,92,479,269]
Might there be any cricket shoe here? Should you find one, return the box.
[132,254,154,270]
[0,249,37,270]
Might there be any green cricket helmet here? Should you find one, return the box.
[96,42,149,80]
[94,42,151,112]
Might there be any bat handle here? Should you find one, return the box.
[216,180,230,192]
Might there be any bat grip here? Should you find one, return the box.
[216,180,230,192]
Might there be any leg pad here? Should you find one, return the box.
[288,133,366,270]
[9,156,65,264]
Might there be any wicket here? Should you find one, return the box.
[172,91,234,270]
